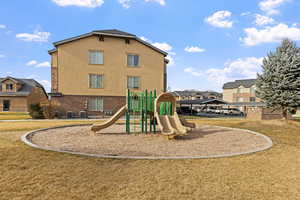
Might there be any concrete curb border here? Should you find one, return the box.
[21,124,273,160]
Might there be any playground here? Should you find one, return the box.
[21,90,273,159]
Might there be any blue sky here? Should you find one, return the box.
[0,0,300,92]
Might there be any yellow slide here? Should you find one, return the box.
[154,93,194,138]
[91,106,127,133]
[168,112,189,135]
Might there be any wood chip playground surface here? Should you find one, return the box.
[26,124,273,159]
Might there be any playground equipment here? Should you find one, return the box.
[91,90,195,139]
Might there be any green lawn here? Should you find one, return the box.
[0,119,300,200]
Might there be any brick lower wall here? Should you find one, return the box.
[51,95,126,116]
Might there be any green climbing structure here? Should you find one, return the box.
[125,89,157,134]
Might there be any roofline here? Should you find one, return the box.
[48,48,57,54]
[1,77,20,83]
[51,31,168,56]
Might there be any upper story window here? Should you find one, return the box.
[127,54,139,67]
[127,76,140,89]
[250,86,256,94]
[237,87,241,94]
[89,50,103,65]
[6,84,14,91]
[89,74,104,89]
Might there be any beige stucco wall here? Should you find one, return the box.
[53,35,165,96]
[0,97,28,112]
[223,89,234,102]
[27,87,48,106]
[223,86,259,103]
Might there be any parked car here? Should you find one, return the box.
[223,108,243,115]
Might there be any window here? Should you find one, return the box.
[89,74,103,88]
[89,50,103,64]
[127,76,140,89]
[237,97,244,102]
[250,97,256,102]
[127,54,139,67]
[88,97,103,111]
[250,87,256,94]
[6,84,13,91]
[237,87,241,94]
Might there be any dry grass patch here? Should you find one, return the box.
[0,119,300,200]
[0,112,31,120]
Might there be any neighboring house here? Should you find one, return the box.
[48,29,168,116]
[172,90,222,101]
[222,79,261,103]
[0,77,48,112]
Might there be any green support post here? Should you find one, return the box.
[145,90,148,133]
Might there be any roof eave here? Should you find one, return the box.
[52,31,168,56]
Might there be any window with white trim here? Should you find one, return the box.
[89,74,103,88]
[89,50,103,64]
[127,76,140,89]
[127,54,139,67]
[88,97,103,111]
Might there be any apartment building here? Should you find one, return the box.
[222,79,260,103]
[48,29,168,115]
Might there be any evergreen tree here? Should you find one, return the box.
[256,39,300,119]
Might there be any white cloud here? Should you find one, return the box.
[184,57,263,86]
[241,12,251,16]
[184,46,205,53]
[39,80,51,92]
[52,0,104,7]
[0,25,6,29]
[152,42,175,66]
[152,42,172,52]
[166,55,174,66]
[241,23,300,46]
[16,30,50,42]
[259,0,291,15]
[26,60,38,66]
[145,0,166,6]
[140,36,149,41]
[205,10,233,28]
[26,60,50,68]
[36,62,51,68]
[26,75,51,92]
[118,0,130,8]
[254,14,275,26]
[0,54,5,58]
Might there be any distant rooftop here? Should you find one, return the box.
[172,90,222,98]
[223,79,257,89]
[0,76,46,96]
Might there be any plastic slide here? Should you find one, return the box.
[91,105,127,133]
[154,93,195,138]
[168,113,188,135]
[157,115,175,135]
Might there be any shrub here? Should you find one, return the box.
[29,104,44,119]
[42,104,57,119]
